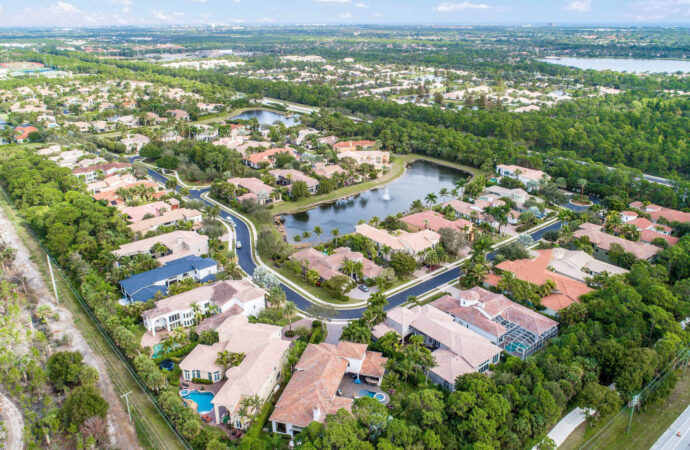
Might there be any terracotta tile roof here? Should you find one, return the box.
[639,229,679,246]
[573,223,661,260]
[269,169,319,189]
[496,164,548,182]
[246,147,298,166]
[629,201,690,224]
[113,230,207,261]
[270,343,352,428]
[72,161,131,175]
[129,208,202,234]
[355,223,439,254]
[333,140,376,150]
[401,210,473,233]
[361,351,387,378]
[489,250,593,311]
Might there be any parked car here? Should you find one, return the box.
[236,240,242,249]
[358,284,369,292]
[231,429,242,438]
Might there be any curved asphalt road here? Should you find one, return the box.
[147,167,568,320]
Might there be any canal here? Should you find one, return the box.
[282,159,470,243]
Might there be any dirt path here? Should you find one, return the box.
[0,392,23,450]
[0,208,141,449]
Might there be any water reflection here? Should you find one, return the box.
[231,109,300,126]
[282,160,469,243]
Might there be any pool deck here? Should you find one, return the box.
[338,374,389,405]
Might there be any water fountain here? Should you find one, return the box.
[381,187,391,201]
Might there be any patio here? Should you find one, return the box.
[337,374,390,405]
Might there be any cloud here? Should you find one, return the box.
[632,0,690,20]
[261,16,275,22]
[435,2,492,12]
[151,9,173,21]
[564,0,591,12]
[52,1,79,13]
[173,11,184,16]
[355,2,369,7]
[339,12,353,18]
[314,0,351,3]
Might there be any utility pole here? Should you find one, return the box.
[46,255,59,304]
[627,393,639,434]
[121,391,133,423]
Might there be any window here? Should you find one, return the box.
[213,371,220,382]
[193,369,201,379]
[442,381,451,390]
[492,353,500,364]
[184,370,190,380]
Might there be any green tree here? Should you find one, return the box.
[390,251,417,276]
[59,385,109,428]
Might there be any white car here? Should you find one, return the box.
[236,241,242,249]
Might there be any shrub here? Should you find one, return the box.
[192,378,213,385]
[284,330,296,338]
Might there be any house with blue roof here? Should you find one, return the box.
[120,255,218,303]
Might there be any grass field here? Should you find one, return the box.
[561,370,690,450]
[0,192,186,450]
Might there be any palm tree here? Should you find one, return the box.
[455,178,467,197]
[439,188,449,202]
[283,301,298,332]
[576,178,587,201]
[301,230,312,241]
[331,228,340,246]
[410,199,424,213]
[216,351,233,372]
[425,192,438,207]
[313,226,323,242]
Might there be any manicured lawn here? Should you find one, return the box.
[561,371,690,450]
[270,262,363,306]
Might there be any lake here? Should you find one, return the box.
[282,160,470,243]
[540,57,690,73]
[231,109,300,126]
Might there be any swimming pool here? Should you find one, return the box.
[358,389,386,402]
[181,390,215,414]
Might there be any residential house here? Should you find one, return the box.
[312,163,345,179]
[317,136,338,147]
[495,164,549,191]
[269,169,319,194]
[145,112,166,124]
[113,230,209,265]
[355,223,440,261]
[87,173,138,193]
[120,255,217,303]
[547,247,628,282]
[121,134,150,153]
[573,223,661,263]
[337,150,390,169]
[401,210,473,235]
[116,115,139,128]
[432,287,558,359]
[483,185,530,207]
[620,210,679,246]
[119,199,180,222]
[15,125,38,143]
[333,140,376,152]
[72,162,131,183]
[166,109,190,121]
[270,342,387,437]
[629,201,690,225]
[72,121,90,132]
[290,247,383,282]
[129,208,203,235]
[484,249,593,316]
[197,102,225,113]
[142,279,266,336]
[244,147,298,169]
[227,177,279,205]
[181,314,290,427]
[93,181,163,206]
[194,124,219,142]
[372,305,502,391]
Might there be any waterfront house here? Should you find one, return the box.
[355,223,440,260]
[495,164,549,191]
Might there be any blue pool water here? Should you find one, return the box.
[358,389,386,402]
[182,390,215,414]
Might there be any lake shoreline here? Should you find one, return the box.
[271,154,479,217]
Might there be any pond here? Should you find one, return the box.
[231,109,299,126]
[540,57,690,73]
[282,160,470,243]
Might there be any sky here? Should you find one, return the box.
[0,0,689,27]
